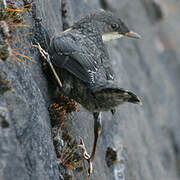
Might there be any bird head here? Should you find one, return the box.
[89,10,141,42]
[66,10,141,41]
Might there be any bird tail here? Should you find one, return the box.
[91,81,142,110]
[96,87,141,105]
[124,90,142,105]
[92,81,142,109]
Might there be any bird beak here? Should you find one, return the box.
[124,31,141,39]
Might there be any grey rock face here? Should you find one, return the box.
[0,0,180,180]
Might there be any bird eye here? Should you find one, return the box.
[111,23,118,29]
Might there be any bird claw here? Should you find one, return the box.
[88,160,93,177]
[78,136,90,159]
[78,136,93,177]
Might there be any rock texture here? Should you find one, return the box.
[0,0,180,180]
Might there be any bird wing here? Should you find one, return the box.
[49,30,114,86]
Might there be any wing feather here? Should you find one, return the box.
[50,30,113,86]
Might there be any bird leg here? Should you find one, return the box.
[90,112,102,161]
[79,112,102,177]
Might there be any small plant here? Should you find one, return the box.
[49,95,79,127]
[59,139,83,170]
[49,96,85,178]
[0,1,34,64]
[105,147,118,167]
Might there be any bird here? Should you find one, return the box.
[48,9,141,176]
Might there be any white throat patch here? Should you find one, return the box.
[102,32,123,42]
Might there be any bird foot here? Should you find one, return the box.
[78,136,93,178]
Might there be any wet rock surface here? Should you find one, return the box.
[0,0,180,180]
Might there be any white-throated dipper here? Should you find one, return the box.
[48,9,141,176]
